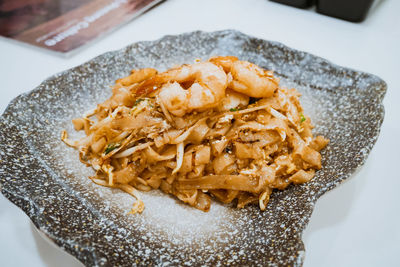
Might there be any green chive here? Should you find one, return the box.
[134,98,146,106]
[104,143,120,155]
[300,113,306,123]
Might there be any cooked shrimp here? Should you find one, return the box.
[158,82,189,117]
[187,62,228,108]
[157,62,228,116]
[209,56,238,73]
[230,61,279,98]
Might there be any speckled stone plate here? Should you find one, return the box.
[0,30,386,266]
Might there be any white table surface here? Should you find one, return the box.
[1,0,399,266]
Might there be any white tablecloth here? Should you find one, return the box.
[1,0,399,266]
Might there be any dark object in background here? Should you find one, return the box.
[269,0,375,22]
[316,0,374,22]
[270,0,314,8]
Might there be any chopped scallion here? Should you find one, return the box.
[104,143,120,154]
[300,113,306,123]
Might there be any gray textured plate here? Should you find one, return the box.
[0,30,386,266]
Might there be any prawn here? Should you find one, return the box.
[210,56,279,98]
[209,56,238,73]
[156,62,228,116]
[230,60,279,98]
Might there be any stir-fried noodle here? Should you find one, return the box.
[62,56,329,213]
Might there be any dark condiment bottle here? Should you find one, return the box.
[269,0,315,9]
[316,0,375,22]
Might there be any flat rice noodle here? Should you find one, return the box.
[255,165,275,192]
[99,88,134,109]
[72,118,85,131]
[298,145,321,169]
[194,146,211,166]
[256,97,280,110]
[187,164,205,178]
[176,175,259,193]
[144,146,175,163]
[111,112,163,131]
[289,169,315,184]
[110,158,121,170]
[90,106,131,131]
[174,189,198,206]
[136,184,152,191]
[194,191,211,212]
[91,137,107,153]
[211,138,229,156]
[179,152,193,175]
[237,192,258,209]
[213,153,235,174]
[239,119,287,141]
[171,118,207,144]
[137,168,152,179]
[146,176,163,189]
[160,180,172,194]
[165,173,177,184]
[113,166,137,184]
[287,127,305,150]
[309,136,329,151]
[210,189,239,204]
[231,104,273,115]
[154,135,165,147]
[82,118,92,135]
[286,97,301,125]
[173,112,209,129]
[89,114,113,131]
[274,155,292,171]
[300,124,313,139]
[91,125,120,144]
[187,120,210,143]
[238,130,280,144]
[270,177,290,190]
[111,91,134,107]
[205,125,230,139]
[234,142,264,159]
[288,128,321,169]
[164,159,176,170]
[154,129,183,147]
[221,163,237,175]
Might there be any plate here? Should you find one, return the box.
[0,30,386,266]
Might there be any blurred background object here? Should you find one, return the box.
[316,0,374,22]
[269,0,375,22]
[0,0,163,54]
[270,0,314,9]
